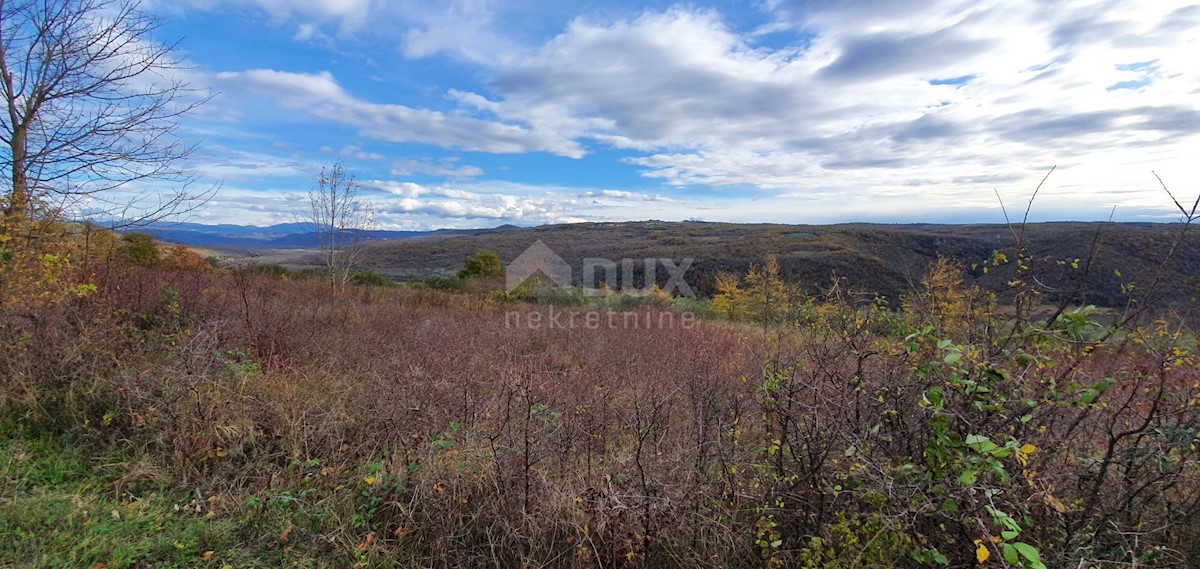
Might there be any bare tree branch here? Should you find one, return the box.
[302,161,376,291]
[0,0,211,227]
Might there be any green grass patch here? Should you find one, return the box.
[0,424,379,568]
[0,425,227,568]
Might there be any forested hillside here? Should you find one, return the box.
[358,221,1200,309]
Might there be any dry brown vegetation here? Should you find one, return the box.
[4,216,1200,567]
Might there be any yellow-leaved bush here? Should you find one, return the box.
[0,214,98,316]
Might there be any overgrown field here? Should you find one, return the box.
[3,225,1200,567]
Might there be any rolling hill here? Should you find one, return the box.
[135,221,494,249]
[355,221,1200,309]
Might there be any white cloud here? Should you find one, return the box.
[153,0,373,31]
[338,145,385,161]
[367,180,584,224]
[171,1,1200,225]
[413,2,1199,216]
[581,189,675,203]
[212,69,585,157]
[399,0,519,63]
[354,179,706,227]
[184,144,311,182]
[391,157,484,178]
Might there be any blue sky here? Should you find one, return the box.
[124,0,1200,229]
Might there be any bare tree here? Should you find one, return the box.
[303,161,375,291]
[0,0,209,226]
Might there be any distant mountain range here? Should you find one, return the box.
[135,221,515,249]
[132,219,1200,310]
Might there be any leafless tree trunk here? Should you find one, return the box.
[303,162,375,291]
[0,0,210,228]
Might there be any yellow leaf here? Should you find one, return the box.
[1045,494,1068,513]
[1016,443,1037,466]
[974,539,990,564]
[363,475,376,486]
[200,551,214,560]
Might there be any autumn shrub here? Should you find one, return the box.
[162,244,214,272]
[4,208,1200,567]
[902,255,998,344]
[710,254,799,326]
[0,216,97,318]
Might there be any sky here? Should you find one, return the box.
[128,0,1200,229]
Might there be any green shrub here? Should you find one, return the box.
[425,274,464,291]
[350,271,395,287]
[457,250,503,279]
[667,296,713,317]
[530,284,587,306]
[594,293,654,310]
[247,263,290,278]
[118,232,160,266]
[291,268,325,280]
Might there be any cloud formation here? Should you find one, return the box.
[463,3,1198,201]
[153,0,374,30]
[213,69,584,157]
[178,1,1200,227]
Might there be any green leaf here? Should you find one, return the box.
[1001,530,1019,540]
[1012,542,1040,564]
[965,434,988,446]
[966,435,998,453]
[925,387,944,408]
[943,352,962,365]
[1002,543,1019,564]
[983,368,1006,382]
[992,462,1012,483]
[958,469,978,486]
